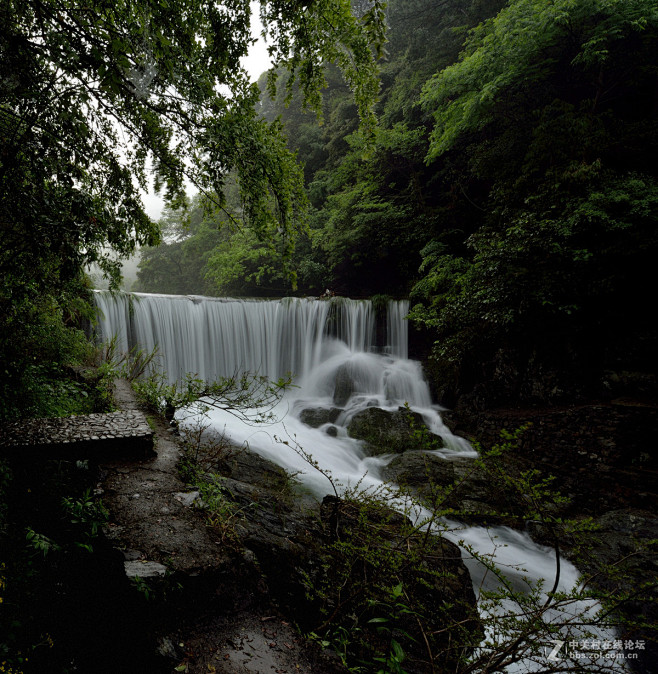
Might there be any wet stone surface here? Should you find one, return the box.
[0,410,154,458]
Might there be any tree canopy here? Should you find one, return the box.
[5,0,658,412]
[410,0,658,405]
[1,0,385,280]
[0,0,386,418]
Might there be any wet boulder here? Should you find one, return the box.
[384,452,548,528]
[346,406,440,456]
[383,450,456,490]
[332,364,356,406]
[316,495,482,670]
[298,406,341,428]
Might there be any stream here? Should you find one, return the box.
[94,290,622,672]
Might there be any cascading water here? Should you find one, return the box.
[93,290,621,672]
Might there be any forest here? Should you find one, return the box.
[1,0,658,672]
[133,0,658,411]
[1,0,657,418]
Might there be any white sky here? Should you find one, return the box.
[241,3,272,86]
[142,3,272,220]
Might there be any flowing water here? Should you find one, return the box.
[93,290,621,671]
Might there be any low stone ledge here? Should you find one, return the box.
[0,410,154,459]
[124,560,169,579]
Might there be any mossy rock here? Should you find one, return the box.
[346,406,442,456]
[383,450,456,488]
[317,495,482,670]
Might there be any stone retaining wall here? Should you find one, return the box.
[0,410,154,459]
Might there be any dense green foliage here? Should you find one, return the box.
[330,0,658,404]
[133,190,297,296]
[136,0,507,297]
[144,0,658,405]
[3,1,657,670]
[5,0,656,402]
[411,0,658,404]
[0,0,386,418]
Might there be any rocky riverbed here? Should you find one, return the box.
[11,379,652,673]
[93,381,480,673]
[439,401,658,674]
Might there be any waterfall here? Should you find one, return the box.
[93,290,620,672]
[95,291,389,384]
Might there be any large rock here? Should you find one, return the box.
[316,495,482,671]
[382,451,506,520]
[441,401,658,516]
[384,451,560,528]
[298,406,341,428]
[556,510,658,674]
[332,364,355,406]
[204,449,328,623]
[383,450,455,490]
[346,406,441,456]
[198,451,481,672]
[447,458,527,525]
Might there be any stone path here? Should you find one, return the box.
[0,379,347,672]
[0,409,153,458]
[100,382,344,674]
[98,379,227,576]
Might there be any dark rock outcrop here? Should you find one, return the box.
[442,401,658,516]
[440,400,658,673]
[382,449,455,489]
[201,450,481,673]
[333,364,355,406]
[565,510,658,674]
[314,494,481,672]
[382,450,553,527]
